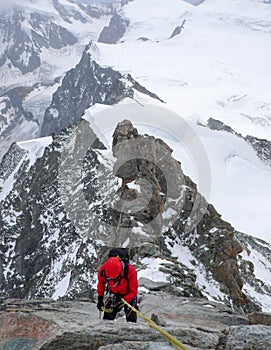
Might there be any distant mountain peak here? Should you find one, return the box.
[0,3,79,75]
[41,44,163,137]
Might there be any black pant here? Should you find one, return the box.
[103,295,138,322]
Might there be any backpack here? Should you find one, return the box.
[108,247,129,262]
[108,247,129,282]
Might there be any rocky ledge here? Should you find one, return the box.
[0,292,271,350]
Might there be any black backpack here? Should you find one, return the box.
[108,248,129,281]
[108,248,129,261]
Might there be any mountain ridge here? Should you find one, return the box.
[1,119,270,315]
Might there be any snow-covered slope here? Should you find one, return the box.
[96,0,271,141]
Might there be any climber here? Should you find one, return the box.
[97,250,138,322]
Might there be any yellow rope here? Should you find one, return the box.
[101,306,114,313]
[121,298,190,350]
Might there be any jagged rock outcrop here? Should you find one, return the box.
[169,20,186,39]
[206,118,240,136]
[1,295,270,350]
[111,119,175,244]
[41,44,163,137]
[245,135,271,164]
[236,232,271,311]
[206,117,271,165]
[111,120,249,310]
[98,12,129,44]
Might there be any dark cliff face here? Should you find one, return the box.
[41,46,133,137]
[41,44,163,137]
[98,12,129,44]
[0,123,108,299]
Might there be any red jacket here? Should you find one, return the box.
[97,261,138,303]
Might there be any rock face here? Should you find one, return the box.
[0,143,29,202]
[111,119,177,245]
[236,232,271,311]
[218,325,271,350]
[248,311,271,326]
[0,295,270,350]
[174,202,245,308]
[98,12,129,44]
[111,120,248,310]
[0,123,107,299]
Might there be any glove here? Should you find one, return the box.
[97,296,104,311]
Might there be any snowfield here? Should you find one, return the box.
[97,0,271,141]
